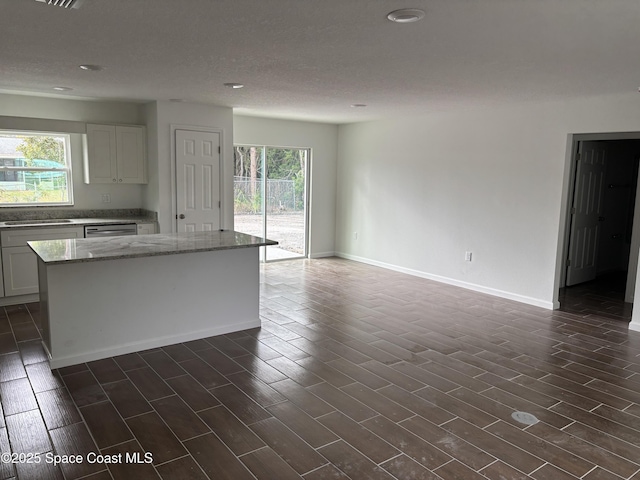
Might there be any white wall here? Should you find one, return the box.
[144,101,234,233]
[0,94,145,210]
[233,115,339,257]
[336,93,640,309]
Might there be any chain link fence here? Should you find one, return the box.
[234,176,299,214]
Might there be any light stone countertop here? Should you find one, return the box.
[28,230,277,265]
[0,217,155,229]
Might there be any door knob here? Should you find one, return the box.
[179,214,185,219]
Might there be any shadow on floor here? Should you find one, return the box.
[558,270,633,322]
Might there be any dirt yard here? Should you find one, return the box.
[234,212,306,254]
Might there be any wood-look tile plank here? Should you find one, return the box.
[362,415,452,470]
[62,370,107,407]
[414,386,497,428]
[551,402,640,446]
[156,455,209,480]
[151,395,210,441]
[101,440,160,480]
[210,383,272,424]
[0,377,38,415]
[165,374,220,412]
[198,405,265,455]
[196,347,245,376]
[36,388,82,430]
[126,366,174,401]
[5,409,51,454]
[326,357,391,390]
[17,339,48,365]
[87,358,127,384]
[318,440,396,480]
[0,352,26,382]
[485,420,594,477]
[340,382,414,422]
[184,433,255,480]
[525,421,639,479]
[266,355,324,387]
[439,418,544,474]
[269,378,335,418]
[302,464,350,480]
[307,382,376,422]
[267,401,337,448]
[0,427,14,479]
[433,459,490,480]
[126,412,187,464]
[25,361,64,393]
[318,411,399,464]
[102,379,153,418]
[380,455,442,480]
[15,457,63,480]
[480,461,534,480]
[80,401,133,449]
[140,349,187,379]
[240,447,303,480]
[250,417,328,474]
[49,422,104,479]
[226,370,287,406]
[400,415,494,470]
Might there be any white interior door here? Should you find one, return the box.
[175,129,221,232]
[566,141,607,286]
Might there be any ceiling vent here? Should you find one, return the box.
[35,0,84,9]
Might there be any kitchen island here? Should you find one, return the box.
[28,230,277,369]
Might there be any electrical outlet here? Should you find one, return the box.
[465,251,472,262]
[101,194,111,203]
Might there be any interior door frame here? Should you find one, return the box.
[171,125,225,233]
[556,131,640,307]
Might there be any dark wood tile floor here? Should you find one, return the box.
[559,271,633,322]
[2,257,640,479]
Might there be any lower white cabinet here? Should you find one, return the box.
[137,223,157,235]
[1,227,84,297]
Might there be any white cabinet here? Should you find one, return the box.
[1,227,84,297]
[137,223,157,235]
[84,124,147,184]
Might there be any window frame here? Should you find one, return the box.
[0,130,74,207]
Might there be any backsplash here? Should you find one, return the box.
[0,208,157,222]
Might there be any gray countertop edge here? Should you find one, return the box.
[28,232,278,265]
[0,217,157,229]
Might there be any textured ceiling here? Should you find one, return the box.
[1,0,640,123]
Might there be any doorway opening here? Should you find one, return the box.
[233,144,310,262]
[559,134,640,322]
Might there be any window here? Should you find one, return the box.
[0,131,73,206]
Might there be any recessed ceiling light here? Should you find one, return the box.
[387,8,425,23]
[350,104,367,108]
[53,86,73,91]
[224,82,244,89]
[79,64,103,71]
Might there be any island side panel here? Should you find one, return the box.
[37,258,53,358]
[43,247,260,368]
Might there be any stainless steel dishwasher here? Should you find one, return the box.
[84,224,137,238]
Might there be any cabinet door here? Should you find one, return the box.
[136,223,156,235]
[116,125,147,184]
[85,124,117,184]
[2,246,38,296]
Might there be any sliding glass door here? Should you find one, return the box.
[233,145,309,261]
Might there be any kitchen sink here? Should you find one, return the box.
[4,219,74,225]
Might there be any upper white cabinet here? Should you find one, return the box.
[84,124,147,184]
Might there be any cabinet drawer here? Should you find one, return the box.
[1,227,84,247]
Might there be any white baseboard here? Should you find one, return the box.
[335,252,554,310]
[310,251,335,259]
[629,321,640,333]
